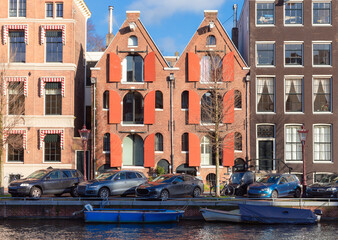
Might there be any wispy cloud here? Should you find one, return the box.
[127,0,227,24]
[157,37,180,56]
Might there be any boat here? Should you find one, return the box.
[200,204,322,224]
[83,204,184,223]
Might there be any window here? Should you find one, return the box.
[44,134,61,162]
[313,2,331,25]
[235,132,242,151]
[200,55,222,82]
[234,90,242,109]
[46,3,53,17]
[128,36,138,47]
[256,2,274,25]
[155,91,163,109]
[201,136,212,166]
[256,43,275,66]
[10,31,25,62]
[7,135,24,162]
[313,78,331,112]
[285,43,303,66]
[201,91,222,123]
[206,35,216,46]
[103,133,110,152]
[46,31,63,62]
[56,3,63,18]
[257,77,274,112]
[8,82,25,115]
[285,125,302,162]
[285,78,302,112]
[155,133,163,152]
[181,91,188,110]
[285,2,303,25]
[123,92,143,124]
[103,91,109,110]
[314,125,331,162]
[313,43,331,66]
[9,0,26,17]
[122,134,144,166]
[181,133,188,152]
[124,55,143,82]
[45,82,62,115]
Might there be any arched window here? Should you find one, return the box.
[206,173,216,186]
[206,35,216,46]
[181,91,189,109]
[128,35,138,47]
[201,91,222,123]
[155,133,163,152]
[235,132,242,151]
[157,159,170,174]
[103,133,110,152]
[123,92,143,124]
[155,91,163,109]
[181,133,188,152]
[200,55,222,83]
[123,134,144,166]
[123,55,144,82]
[201,136,212,165]
[103,91,109,109]
[235,90,242,109]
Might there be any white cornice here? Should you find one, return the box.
[0,19,76,23]
[4,115,75,128]
[74,0,91,19]
[6,63,77,71]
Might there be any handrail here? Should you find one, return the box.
[248,158,293,173]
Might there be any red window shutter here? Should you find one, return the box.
[109,53,122,83]
[188,90,200,124]
[144,91,155,124]
[109,90,121,124]
[223,89,234,124]
[144,133,155,168]
[223,132,234,167]
[223,52,234,82]
[188,133,201,167]
[110,134,122,167]
[188,52,200,82]
[144,52,156,82]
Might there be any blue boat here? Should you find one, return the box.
[84,205,184,223]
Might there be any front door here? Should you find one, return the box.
[258,140,274,171]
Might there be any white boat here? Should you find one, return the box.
[200,208,241,222]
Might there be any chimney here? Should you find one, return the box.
[106,6,114,47]
[231,4,239,48]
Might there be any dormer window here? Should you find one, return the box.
[206,35,216,46]
[128,35,138,47]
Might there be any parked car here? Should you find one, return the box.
[77,170,147,198]
[136,174,204,200]
[228,171,255,196]
[306,174,338,198]
[8,168,84,198]
[247,174,301,198]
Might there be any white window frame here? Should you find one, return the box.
[255,1,275,27]
[9,0,26,18]
[284,41,304,67]
[312,41,332,67]
[128,36,138,48]
[313,124,332,163]
[256,75,275,114]
[55,2,63,18]
[284,76,304,114]
[312,75,332,114]
[284,0,304,26]
[45,2,53,18]
[312,1,332,26]
[284,124,303,163]
[121,57,145,84]
[255,41,275,67]
[43,135,62,163]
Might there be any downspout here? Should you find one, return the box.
[169,73,175,173]
[92,79,96,177]
[245,74,250,166]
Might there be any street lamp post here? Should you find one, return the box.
[298,125,308,198]
[79,125,90,181]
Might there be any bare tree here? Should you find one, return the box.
[87,19,105,52]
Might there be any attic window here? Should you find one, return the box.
[128,35,138,47]
[206,35,216,46]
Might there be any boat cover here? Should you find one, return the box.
[239,204,317,224]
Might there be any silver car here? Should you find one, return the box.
[77,170,147,198]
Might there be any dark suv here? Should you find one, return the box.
[8,168,84,198]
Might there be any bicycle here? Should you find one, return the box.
[209,180,236,196]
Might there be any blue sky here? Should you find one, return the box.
[85,0,245,56]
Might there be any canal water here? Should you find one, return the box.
[0,220,337,240]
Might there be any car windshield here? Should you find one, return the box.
[320,175,338,184]
[257,175,280,184]
[25,170,48,179]
[151,175,176,183]
[96,172,116,180]
[231,172,245,184]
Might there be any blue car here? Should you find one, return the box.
[247,174,301,198]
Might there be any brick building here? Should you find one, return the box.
[91,10,249,183]
[0,0,91,188]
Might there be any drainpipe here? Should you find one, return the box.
[91,77,97,177]
[245,74,250,167]
[169,73,175,173]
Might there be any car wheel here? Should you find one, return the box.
[30,187,42,199]
[192,187,201,198]
[160,190,169,200]
[54,194,63,197]
[294,188,301,198]
[236,188,245,196]
[70,186,79,198]
[98,188,110,199]
[271,190,278,199]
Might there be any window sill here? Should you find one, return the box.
[256,112,276,115]
[155,109,163,111]
[121,123,145,127]
[285,112,304,115]
[284,65,304,68]
[256,65,276,68]
[285,161,303,164]
[313,161,333,164]
[312,24,332,27]
[120,82,145,85]
[122,166,145,169]
[43,161,62,163]
[312,65,332,68]
[255,24,275,27]
[6,162,24,164]
[200,166,223,169]
[284,24,303,27]
[155,151,163,154]
[313,111,332,114]
[181,109,188,111]
[128,45,138,48]
[103,151,110,154]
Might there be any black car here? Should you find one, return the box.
[8,168,84,198]
[228,171,255,196]
[306,174,338,198]
[136,174,204,200]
